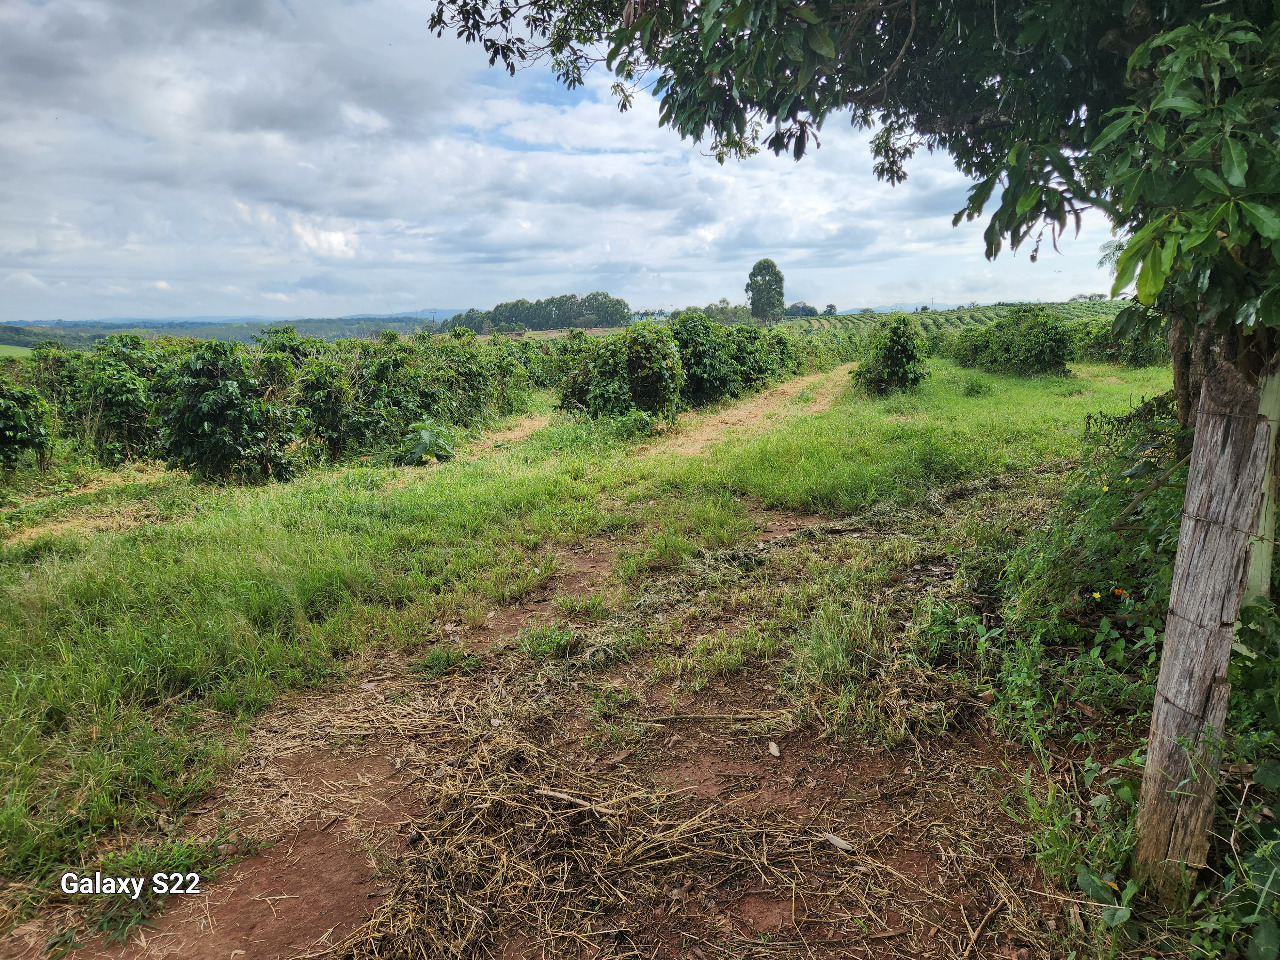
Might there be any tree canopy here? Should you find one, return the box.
[746,258,785,322]
[430,0,1278,335]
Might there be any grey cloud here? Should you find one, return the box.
[0,0,1113,321]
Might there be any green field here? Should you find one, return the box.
[2,347,1215,957]
[0,344,31,357]
[787,299,1123,334]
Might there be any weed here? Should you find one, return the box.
[553,593,612,621]
[519,623,576,661]
[652,626,780,690]
[412,645,481,678]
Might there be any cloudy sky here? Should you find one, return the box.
[0,0,1117,323]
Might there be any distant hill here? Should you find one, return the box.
[840,301,961,314]
[0,309,468,350]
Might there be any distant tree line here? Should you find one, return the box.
[445,292,632,334]
[0,292,636,350]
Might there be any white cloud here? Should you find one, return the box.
[0,0,1115,322]
[289,215,358,259]
[152,280,172,290]
[2,270,47,289]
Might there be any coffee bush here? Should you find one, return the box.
[852,314,928,395]
[559,321,683,419]
[1069,317,1167,368]
[953,307,1072,375]
[0,380,53,471]
[159,340,301,482]
[671,311,742,405]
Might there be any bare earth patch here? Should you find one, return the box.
[4,514,1076,960]
[646,364,853,458]
[467,413,550,457]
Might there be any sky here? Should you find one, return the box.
[0,0,1118,323]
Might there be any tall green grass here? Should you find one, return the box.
[0,358,1170,885]
[647,360,1171,513]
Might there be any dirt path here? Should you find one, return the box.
[5,518,1069,960]
[645,363,852,458]
[465,413,550,457]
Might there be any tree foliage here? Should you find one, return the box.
[746,259,785,323]
[449,292,633,333]
[429,0,1277,341]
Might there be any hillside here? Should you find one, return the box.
[787,299,1124,334]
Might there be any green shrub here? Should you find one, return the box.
[513,338,558,388]
[923,329,956,359]
[1069,318,1168,368]
[953,306,1072,375]
[559,321,683,419]
[252,325,324,361]
[0,380,53,471]
[852,314,928,395]
[727,325,781,390]
[959,374,992,397]
[671,311,743,405]
[76,336,163,464]
[158,340,300,482]
[296,353,357,460]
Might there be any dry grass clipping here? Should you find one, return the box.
[325,729,894,960]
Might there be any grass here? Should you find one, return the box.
[0,345,32,358]
[0,358,1171,898]
[643,361,1170,514]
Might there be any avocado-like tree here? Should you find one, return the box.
[430,0,1280,896]
[746,258,785,325]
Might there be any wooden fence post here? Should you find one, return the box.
[1133,360,1280,900]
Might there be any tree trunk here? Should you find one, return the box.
[1133,357,1280,900]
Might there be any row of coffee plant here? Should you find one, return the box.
[0,328,531,481]
[0,318,860,481]
[556,314,860,422]
[925,306,1168,374]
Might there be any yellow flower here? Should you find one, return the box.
[1092,592,1101,599]
[1102,485,1109,492]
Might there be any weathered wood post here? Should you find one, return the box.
[1133,358,1280,899]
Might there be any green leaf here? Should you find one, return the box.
[1254,760,1280,791]
[790,4,822,24]
[806,24,835,58]
[1092,114,1136,152]
[1194,169,1232,196]
[1016,186,1043,216]
[1152,95,1201,114]
[1099,905,1131,927]
[1242,202,1280,241]
[1223,138,1249,187]
[1076,864,1117,905]
[1112,244,1142,298]
[1147,120,1166,150]
[1136,240,1172,305]
[1248,917,1280,960]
